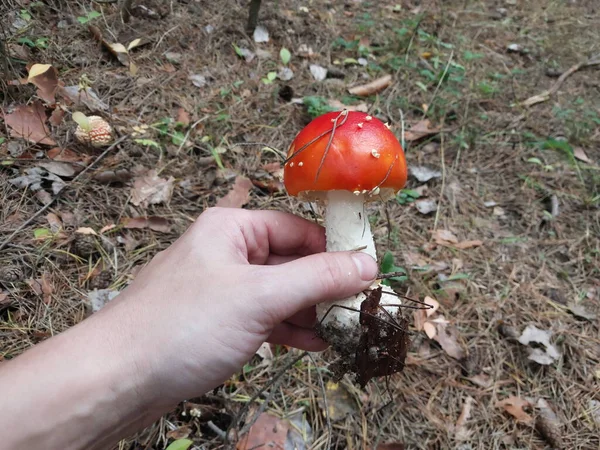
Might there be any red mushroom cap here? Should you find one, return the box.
[283,110,407,199]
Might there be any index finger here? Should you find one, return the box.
[197,208,326,265]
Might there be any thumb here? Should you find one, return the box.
[264,251,378,320]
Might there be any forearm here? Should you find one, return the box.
[0,305,169,450]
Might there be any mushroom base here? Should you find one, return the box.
[315,285,409,387]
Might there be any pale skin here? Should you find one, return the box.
[0,207,378,449]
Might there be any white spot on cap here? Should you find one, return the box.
[384,122,391,129]
[298,161,304,166]
[371,149,380,158]
[371,187,380,195]
[353,190,361,196]
[357,123,364,128]
[290,162,294,167]
[365,115,372,121]
[341,110,348,115]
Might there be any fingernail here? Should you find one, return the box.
[351,252,378,281]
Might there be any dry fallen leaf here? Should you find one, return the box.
[317,380,359,421]
[466,374,492,388]
[496,396,533,424]
[404,119,441,142]
[76,227,98,235]
[131,169,175,208]
[166,426,192,440]
[38,161,77,177]
[46,213,62,233]
[573,147,592,164]
[89,25,130,66]
[434,320,465,360]
[122,216,171,233]
[327,99,369,112]
[58,86,109,111]
[433,229,459,245]
[567,303,596,321]
[176,107,191,126]
[216,176,253,208]
[454,239,484,249]
[27,63,59,104]
[236,413,288,450]
[348,74,392,96]
[454,397,474,441]
[47,147,85,163]
[4,101,56,145]
[49,108,65,126]
[0,292,10,307]
[409,165,441,182]
[40,273,53,304]
[518,324,561,365]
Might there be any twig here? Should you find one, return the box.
[207,421,227,440]
[519,56,600,107]
[307,352,332,450]
[226,351,307,444]
[0,135,128,253]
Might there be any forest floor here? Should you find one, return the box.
[1,0,599,449]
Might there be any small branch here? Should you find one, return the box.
[519,56,600,107]
[0,136,128,253]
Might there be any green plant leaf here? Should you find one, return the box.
[171,131,186,146]
[232,43,244,58]
[33,228,52,239]
[280,47,291,65]
[527,157,543,165]
[267,71,277,81]
[133,138,162,150]
[380,251,407,285]
[446,273,470,281]
[165,439,193,450]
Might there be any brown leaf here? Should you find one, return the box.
[49,108,65,126]
[4,101,56,145]
[433,229,459,245]
[176,107,191,126]
[317,380,359,421]
[434,320,465,360]
[262,162,282,173]
[35,190,53,205]
[38,161,77,177]
[327,99,369,112]
[371,444,405,450]
[454,239,483,249]
[58,86,109,111]
[404,119,441,142]
[131,169,175,207]
[496,396,533,424]
[573,147,592,164]
[0,292,11,307]
[27,279,43,296]
[41,273,53,304]
[46,213,62,232]
[122,216,171,233]
[47,147,84,163]
[28,64,59,104]
[413,309,427,332]
[467,374,492,388]
[166,426,192,440]
[455,397,474,441]
[216,176,253,208]
[236,413,289,450]
[348,74,392,96]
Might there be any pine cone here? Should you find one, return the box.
[89,270,112,290]
[0,266,23,282]
[73,233,97,257]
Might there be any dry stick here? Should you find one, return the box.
[519,56,600,107]
[0,135,128,253]
[432,124,446,233]
[307,352,332,450]
[225,351,308,445]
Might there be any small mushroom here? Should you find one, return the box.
[73,112,113,147]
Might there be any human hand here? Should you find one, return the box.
[98,207,378,407]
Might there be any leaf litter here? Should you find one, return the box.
[4,101,56,145]
[236,412,288,450]
[518,324,561,365]
[215,175,253,208]
[122,216,171,233]
[131,169,175,208]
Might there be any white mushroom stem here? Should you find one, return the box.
[316,190,400,329]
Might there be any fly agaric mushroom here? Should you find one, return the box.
[283,110,408,381]
[73,112,113,147]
